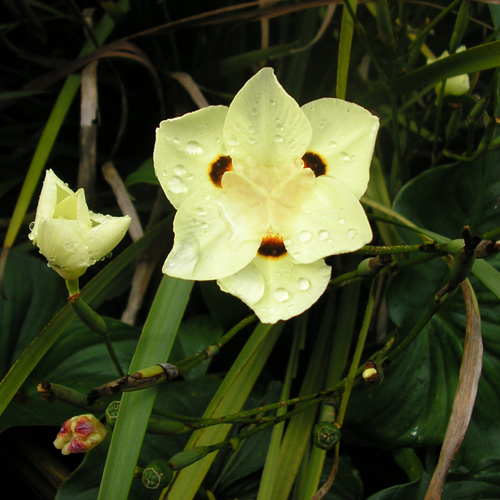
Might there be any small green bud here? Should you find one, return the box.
[313,421,341,451]
[445,105,462,145]
[357,255,393,277]
[168,446,211,470]
[142,459,174,489]
[105,401,120,427]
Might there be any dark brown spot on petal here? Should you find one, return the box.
[302,151,327,177]
[258,234,287,259]
[209,155,233,188]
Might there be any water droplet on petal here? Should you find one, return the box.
[328,141,337,149]
[248,125,256,133]
[226,134,239,146]
[338,218,346,225]
[172,137,180,144]
[318,230,330,240]
[196,207,206,216]
[340,152,351,162]
[347,229,358,239]
[274,135,283,143]
[29,222,35,230]
[299,230,312,242]
[297,278,310,291]
[251,108,258,115]
[186,141,203,154]
[319,265,331,277]
[200,222,209,230]
[274,288,289,302]
[167,176,187,194]
[269,99,276,106]
[248,137,256,144]
[174,164,186,175]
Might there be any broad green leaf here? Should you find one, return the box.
[0,317,138,432]
[57,376,221,500]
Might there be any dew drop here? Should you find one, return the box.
[248,125,256,133]
[248,137,256,144]
[274,288,289,302]
[283,238,292,247]
[167,176,187,194]
[186,141,203,154]
[328,141,337,149]
[200,222,209,230]
[29,222,35,230]
[47,262,52,268]
[269,99,276,106]
[172,137,180,144]
[297,278,310,291]
[299,230,312,242]
[340,152,351,162]
[174,164,186,175]
[226,133,239,146]
[318,230,330,240]
[338,218,346,225]
[251,108,258,115]
[347,229,358,239]
[196,207,206,216]
[274,135,283,143]
[319,265,331,277]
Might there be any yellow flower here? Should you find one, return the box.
[427,45,470,96]
[54,414,107,455]
[29,170,130,281]
[154,68,379,323]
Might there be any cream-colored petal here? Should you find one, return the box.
[281,176,372,264]
[301,98,379,199]
[53,189,92,229]
[84,213,131,261]
[217,253,331,324]
[31,170,75,240]
[224,67,312,172]
[163,190,266,281]
[154,106,229,209]
[36,218,90,280]
[428,46,470,97]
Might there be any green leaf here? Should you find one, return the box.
[57,376,221,500]
[169,315,223,380]
[125,158,158,187]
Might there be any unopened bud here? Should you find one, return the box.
[54,414,107,455]
[168,446,211,470]
[142,459,174,489]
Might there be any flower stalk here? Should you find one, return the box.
[66,279,124,377]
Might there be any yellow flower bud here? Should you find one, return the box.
[29,170,130,280]
[54,414,107,455]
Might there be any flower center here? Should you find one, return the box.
[257,233,287,259]
[302,152,327,177]
[209,155,233,188]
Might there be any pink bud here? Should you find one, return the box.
[54,414,107,455]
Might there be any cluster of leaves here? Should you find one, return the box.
[2,1,500,499]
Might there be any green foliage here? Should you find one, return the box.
[2,1,500,499]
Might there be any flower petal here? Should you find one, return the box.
[224,68,312,171]
[85,213,131,261]
[280,176,372,264]
[154,106,229,209]
[301,98,379,199]
[218,253,332,324]
[163,190,266,280]
[31,169,75,240]
[53,188,92,229]
[36,218,90,280]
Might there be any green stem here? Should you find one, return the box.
[337,280,376,425]
[68,290,124,377]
